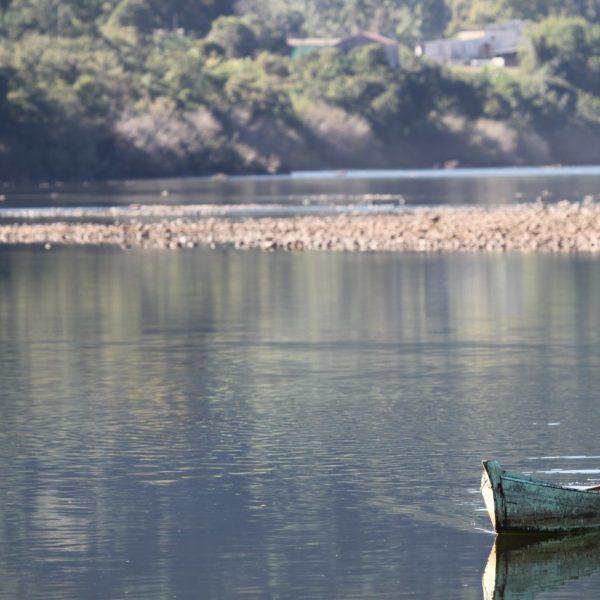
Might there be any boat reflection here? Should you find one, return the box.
[483,531,600,599]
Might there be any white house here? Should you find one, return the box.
[415,20,529,66]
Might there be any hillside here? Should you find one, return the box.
[1,0,600,180]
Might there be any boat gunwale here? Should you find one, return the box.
[502,473,600,494]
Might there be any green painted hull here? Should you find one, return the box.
[481,460,600,533]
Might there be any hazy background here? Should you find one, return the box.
[1,0,599,181]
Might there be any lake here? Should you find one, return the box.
[2,169,600,599]
[3,165,600,210]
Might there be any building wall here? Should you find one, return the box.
[418,21,527,65]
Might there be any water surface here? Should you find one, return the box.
[3,165,600,210]
[2,248,600,598]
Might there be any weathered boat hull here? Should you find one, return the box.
[481,460,600,533]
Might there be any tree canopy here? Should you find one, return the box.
[0,0,599,180]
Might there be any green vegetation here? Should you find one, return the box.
[0,0,599,180]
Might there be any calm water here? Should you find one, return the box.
[2,246,600,599]
[3,165,600,209]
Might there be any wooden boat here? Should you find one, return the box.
[481,460,600,533]
[483,530,600,599]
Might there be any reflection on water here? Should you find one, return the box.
[2,166,600,208]
[483,532,600,599]
[2,248,600,598]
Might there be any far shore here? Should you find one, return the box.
[1,201,599,252]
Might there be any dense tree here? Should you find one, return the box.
[2,0,234,38]
[2,0,111,37]
[522,17,600,94]
[235,0,451,43]
[0,0,600,180]
[502,0,600,23]
[206,16,258,57]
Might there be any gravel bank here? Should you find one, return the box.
[1,201,599,252]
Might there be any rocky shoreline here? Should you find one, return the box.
[1,201,600,252]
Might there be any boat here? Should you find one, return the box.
[481,459,600,533]
[482,530,600,599]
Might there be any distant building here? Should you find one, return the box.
[287,32,400,68]
[415,20,529,66]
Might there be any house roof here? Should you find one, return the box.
[357,31,398,46]
[421,20,529,47]
[455,30,486,41]
[287,31,398,48]
[286,37,341,47]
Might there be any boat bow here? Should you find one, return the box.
[480,460,600,533]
